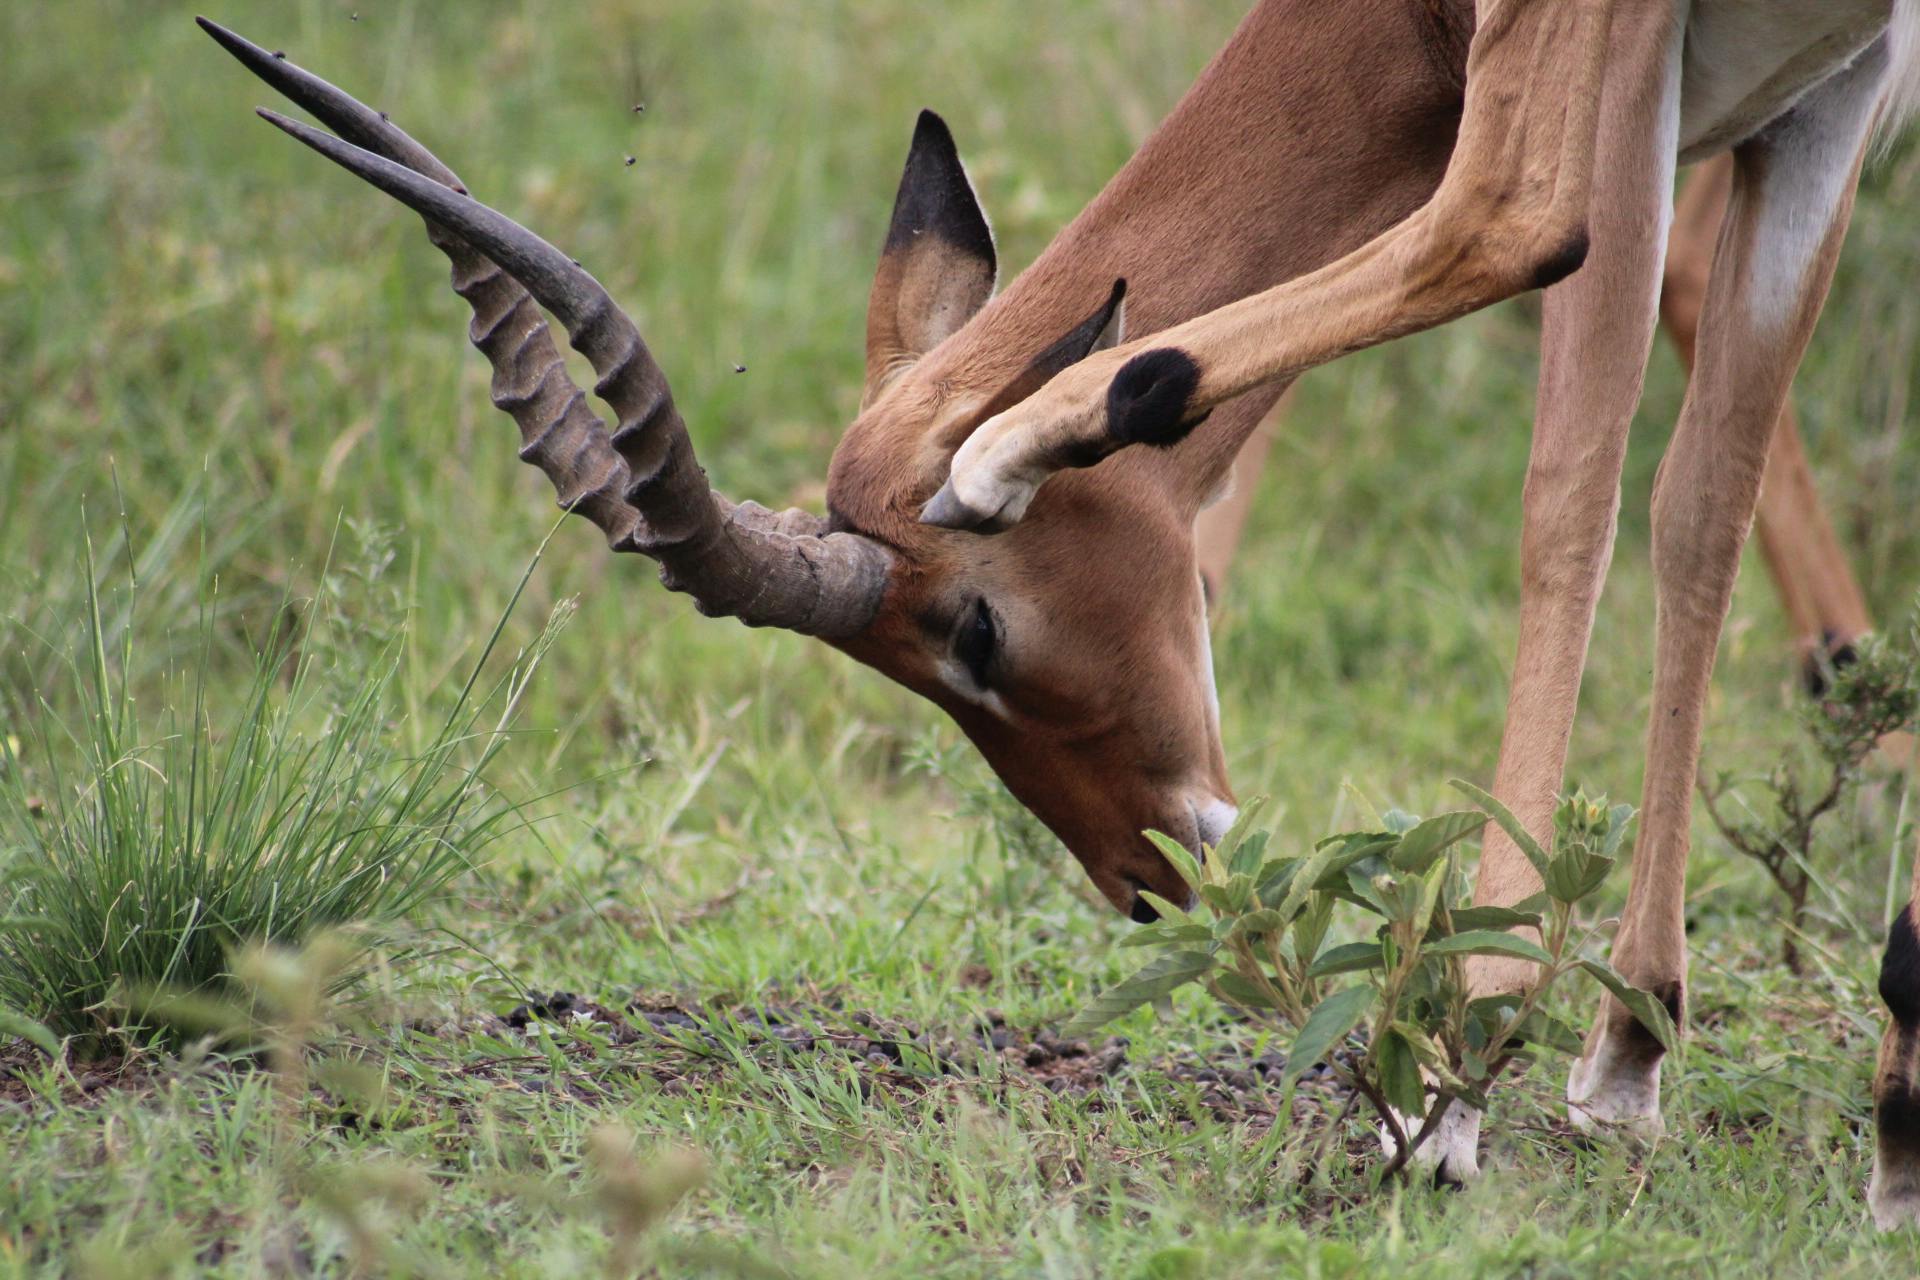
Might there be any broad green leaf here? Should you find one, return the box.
[1391,1021,1468,1093]
[1315,829,1381,851]
[1256,858,1303,905]
[1271,844,1341,923]
[1442,905,1543,935]
[1382,808,1420,836]
[1306,941,1386,978]
[1545,848,1613,904]
[1450,780,1549,879]
[1410,858,1450,937]
[1513,1009,1585,1056]
[1376,1029,1427,1118]
[1227,829,1272,880]
[0,1006,58,1058]
[1216,796,1271,868]
[1210,970,1279,1011]
[1063,950,1216,1038]
[1578,960,1680,1052]
[1285,984,1373,1083]
[1391,810,1489,872]
[1201,872,1255,913]
[1603,804,1637,857]
[1144,830,1205,894]
[1422,930,1552,966]
[1227,908,1286,941]
[1343,864,1388,915]
[1137,890,1196,926]
[1463,994,1520,1051]
[1292,893,1336,966]
[1118,923,1214,949]
[1317,845,1395,897]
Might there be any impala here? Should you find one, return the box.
[202,0,1920,1225]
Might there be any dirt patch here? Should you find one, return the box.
[480,988,1354,1126]
[0,1043,161,1108]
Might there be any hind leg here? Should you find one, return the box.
[1659,156,1881,692]
[1568,48,1888,1140]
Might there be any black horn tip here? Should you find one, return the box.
[197,15,272,67]
[255,105,307,137]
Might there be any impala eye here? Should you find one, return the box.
[955,597,997,686]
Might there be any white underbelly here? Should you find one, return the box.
[1677,0,1892,158]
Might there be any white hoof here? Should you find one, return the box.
[1869,1153,1920,1231]
[1567,1026,1664,1139]
[1379,1097,1481,1183]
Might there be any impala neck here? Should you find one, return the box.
[884,0,1471,509]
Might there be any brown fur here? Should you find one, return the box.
[825,0,1468,910]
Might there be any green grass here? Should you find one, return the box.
[0,520,567,1047]
[3,0,1920,1275]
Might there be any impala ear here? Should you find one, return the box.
[863,110,996,407]
[974,277,1127,419]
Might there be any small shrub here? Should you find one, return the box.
[1067,784,1676,1176]
[0,527,570,1050]
[1698,608,1919,969]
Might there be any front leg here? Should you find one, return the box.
[923,0,1620,531]
[1407,1,1685,1183]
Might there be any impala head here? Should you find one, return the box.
[204,20,1235,921]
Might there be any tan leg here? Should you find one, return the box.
[1664,160,1914,772]
[926,0,1622,532]
[1390,2,1687,1185]
[1569,48,1889,1143]
[1661,158,1877,667]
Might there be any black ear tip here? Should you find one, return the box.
[1108,278,1128,306]
[910,109,957,156]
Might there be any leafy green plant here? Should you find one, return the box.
[1066,784,1678,1176]
[0,526,570,1051]
[1698,610,1920,971]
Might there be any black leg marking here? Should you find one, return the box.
[1614,979,1683,1064]
[1530,231,1591,290]
[1129,896,1160,924]
[1881,907,1920,1031]
[1802,628,1862,698]
[1878,1048,1920,1170]
[1107,348,1203,447]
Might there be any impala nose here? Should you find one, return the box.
[1193,798,1239,849]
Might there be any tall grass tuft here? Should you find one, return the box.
[0,521,571,1051]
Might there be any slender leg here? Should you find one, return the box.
[1661,158,1878,673]
[927,0,1623,532]
[1381,3,1686,1184]
[1567,46,1890,1144]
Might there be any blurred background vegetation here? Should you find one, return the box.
[2,1,1918,1274]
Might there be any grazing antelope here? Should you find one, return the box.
[202,0,1920,1226]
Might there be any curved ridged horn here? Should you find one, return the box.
[198,17,890,637]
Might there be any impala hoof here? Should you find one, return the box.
[1380,1098,1481,1185]
[918,477,1028,533]
[1870,1150,1920,1231]
[1567,1030,1665,1140]
[919,479,988,529]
